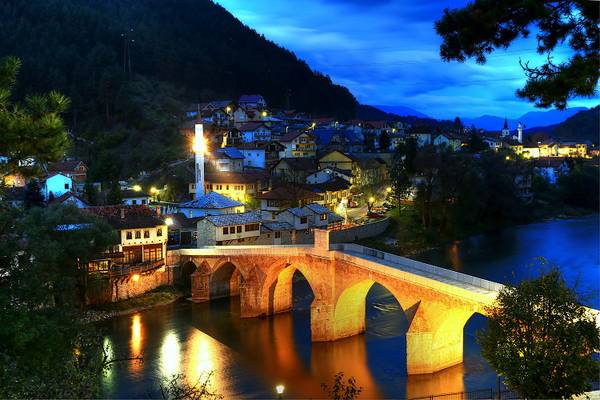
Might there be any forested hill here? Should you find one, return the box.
[524,106,599,144]
[0,0,357,179]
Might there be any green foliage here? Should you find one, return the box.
[378,130,390,151]
[84,181,98,205]
[106,181,122,205]
[392,145,528,237]
[478,267,600,399]
[435,0,599,109]
[0,0,357,179]
[24,179,44,209]
[464,132,488,153]
[552,106,600,143]
[0,56,69,178]
[389,138,417,207]
[321,372,363,400]
[557,163,599,209]
[0,204,117,398]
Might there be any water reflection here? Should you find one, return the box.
[129,314,143,376]
[160,331,180,378]
[98,216,598,398]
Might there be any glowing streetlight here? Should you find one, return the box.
[150,187,159,195]
[226,106,231,113]
[386,187,392,193]
[369,196,375,203]
[275,384,285,398]
[505,156,511,160]
[132,184,142,192]
[132,274,140,282]
[261,110,268,118]
[165,217,174,226]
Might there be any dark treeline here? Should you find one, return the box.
[390,140,598,240]
[0,0,356,179]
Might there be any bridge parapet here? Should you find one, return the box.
[332,243,504,295]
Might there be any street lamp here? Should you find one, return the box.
[368,196,375,213]
[165,217,174,226]
[132,184,142,192]
[275,384,285,399]
[150,187,159,195]
[386,187,392,193]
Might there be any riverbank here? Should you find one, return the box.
[84,286,184,323]
[357,205,597,258]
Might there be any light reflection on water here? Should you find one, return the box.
[100,285,490,399]
[99,216,598,399]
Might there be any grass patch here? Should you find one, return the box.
[92,286,183,313]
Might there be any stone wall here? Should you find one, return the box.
[329,218,389,243]
[111,267,171,302]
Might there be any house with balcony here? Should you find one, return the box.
[85,206,168,280]
[278,131,317,158]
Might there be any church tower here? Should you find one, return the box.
[501,117,510,137]
[517,122,523,143]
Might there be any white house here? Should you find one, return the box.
[302,203,343,228]
[212,147,245,172]
[277,207,311,231]
[306,167,352,184]
[42,173,73,200]
[433,133,462,151]
[238,142,267,169]
[121,189,150,206]
[197,211,262,246]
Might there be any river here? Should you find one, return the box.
[99,215,599,399]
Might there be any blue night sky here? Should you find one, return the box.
[214,0,598,120]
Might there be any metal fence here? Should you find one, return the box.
[408,388,519,400]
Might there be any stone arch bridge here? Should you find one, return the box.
[167,230,598,375]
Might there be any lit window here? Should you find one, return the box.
[236,226,242,233]
[144,231,150,238]
[126,231,132,240]
[223,227,229,235]
[135,231,141,239]
[157,228,162,237]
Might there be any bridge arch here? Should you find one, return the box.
[331,279,409,340]
[261,262,320,315]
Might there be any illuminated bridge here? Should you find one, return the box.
[167,229,599,375]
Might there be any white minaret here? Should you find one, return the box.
[194,123,205,200]
[517,122,523,143]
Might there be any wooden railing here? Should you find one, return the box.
[108,259,165,278]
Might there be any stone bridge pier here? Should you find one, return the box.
[173,232,498,375]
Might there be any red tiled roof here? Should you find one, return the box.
[255,185,320,201]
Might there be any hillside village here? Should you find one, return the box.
[1,93,597,297]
